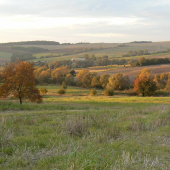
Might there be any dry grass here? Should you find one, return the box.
[0,99,170,169]
[65,116,88,137]
[93,63,170,81]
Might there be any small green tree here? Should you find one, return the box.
[62,81,67,89]
[58,88,66,95]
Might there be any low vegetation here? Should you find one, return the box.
[0,41,170,168]
[0,94,170,169]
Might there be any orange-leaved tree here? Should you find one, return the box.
[0,61,42,104]
[134,68,157,96]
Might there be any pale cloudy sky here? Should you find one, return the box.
[0,0,169,43]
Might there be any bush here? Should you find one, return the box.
[40,88,48,95]
[104,88,114,96]
[62,82,67,89]
[154,90,169,96]
[90,89,97,96]
[58,88,66,95]
[126,89,138,96]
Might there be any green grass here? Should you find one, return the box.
[121,52,170,60]
[33,50,170,63]
[0,52,12,59]
[34,53,61,58]
[0,52,12,65]
[0,86,170,169]
[32,54,73,62]
[30,43,169,62]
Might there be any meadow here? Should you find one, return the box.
[0,52,12,64]
[1,41,170,66]
[0,86,170,169]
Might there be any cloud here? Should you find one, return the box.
[0,0,169,43]
[0,15,141,29]
[75,33,128,37]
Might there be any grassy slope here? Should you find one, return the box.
[0,86,170,169]
[31,41,170,61]
[1,41,170,64]
[0,52,12,64]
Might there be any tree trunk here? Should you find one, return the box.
[19,97,22,105]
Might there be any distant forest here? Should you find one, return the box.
[11,46,49,53]
[130,41,152,43]
[0,41,60,46]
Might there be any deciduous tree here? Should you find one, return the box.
[91,75,102,88]
[107,73,130,90]
[0,61,42,104]
[100,74,110,88]
[65,73,75,86]
[134,69,157,96]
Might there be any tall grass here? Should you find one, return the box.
[0,99,170,169]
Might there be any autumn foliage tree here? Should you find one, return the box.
[65,73,75,86]
[134,69,157,96]
[100,74,110,88]
[0,61,42,104]
[40,88,48,95]
[107,73,130,90]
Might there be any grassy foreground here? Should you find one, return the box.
[0,91,170,169]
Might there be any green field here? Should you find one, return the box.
[0,52,12,64]
[0,86,170,169]
[1,41,170,64]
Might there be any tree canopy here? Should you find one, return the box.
[134,69,157,96]
[0,61,42,104]
[107,73,130,90]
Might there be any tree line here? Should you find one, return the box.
[11,53,37,62]
[0,41,60,46]
[32,64,170,96]
[11,46,49,53]
[1,61,170,105]
[121,48,170,58]
[128,57,170,67]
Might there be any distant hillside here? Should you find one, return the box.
[11,46,49,53]
[0,41,60,46]
[130,41,152,43]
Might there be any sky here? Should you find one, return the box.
[0,0,170,43]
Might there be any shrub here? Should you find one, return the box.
[58,88,66,95]
[104,88,114,96]
[40,88,48,95]
[62,81,67,89]
[154,90,169,96]
[90,89,97,96]
[126,89,138,96]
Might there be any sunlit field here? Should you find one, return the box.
[0,86,170,169]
